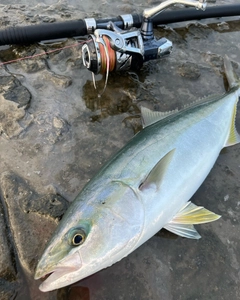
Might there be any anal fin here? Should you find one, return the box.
[163,202,221,239]
[164,223,201,239]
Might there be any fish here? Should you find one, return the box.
[34,55,240,292]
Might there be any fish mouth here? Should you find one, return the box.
[36,266,78,292]
[35,251,82,292]
[40,272,53,281]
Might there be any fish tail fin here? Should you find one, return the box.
[225,100,240,146]
[224,55,240,147]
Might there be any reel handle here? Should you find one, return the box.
[143,0,206,19]
[141,0,206,40]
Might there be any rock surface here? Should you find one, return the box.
[0,1,240,300]
[0,199,18,300]
[0,75,32,138]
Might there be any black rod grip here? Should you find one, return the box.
[0,20,87,45]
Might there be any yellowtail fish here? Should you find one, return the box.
[35,56,240,291]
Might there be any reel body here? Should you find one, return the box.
[82,25,172,74]
[81,0,207,93]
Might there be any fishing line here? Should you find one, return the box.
[0,38,111,96]
[0,41,84,66]
[91,35,112,97]
[99,36,116,74]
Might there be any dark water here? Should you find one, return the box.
[0,1,240,300]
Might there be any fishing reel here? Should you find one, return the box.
[82,0,207,92]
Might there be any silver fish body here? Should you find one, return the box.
[35,56,240,292]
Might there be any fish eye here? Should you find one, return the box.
[69,228,86,246]
[72,233,84,246]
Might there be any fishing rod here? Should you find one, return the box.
[0,3,239,46]
[0,0,240,92]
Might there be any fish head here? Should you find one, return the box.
[35,182,144,292]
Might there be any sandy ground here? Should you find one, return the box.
[0,1,240,299]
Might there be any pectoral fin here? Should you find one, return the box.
[139,149,175,192]
[164,202,221,239]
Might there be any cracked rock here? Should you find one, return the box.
[0,202,16,281]
[22,193,69,219]
[178,61,201,80]
[0,171,68,274]
[0,76,31,108]
[0,76,33,138]
[44,71,72,88]
[0,281,18,300]
[0,200,18,300]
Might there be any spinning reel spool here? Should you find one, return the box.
[82,0,207,94]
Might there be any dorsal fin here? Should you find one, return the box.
[141,106,178,128]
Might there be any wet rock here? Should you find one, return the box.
[0,281,17,300]
[217,21,230,32]
[0,76,31,107]
[0,46,47,73]
[0,171,68,274]
[52,116,70,139]
[0,75,33,138]
[0,96,32,139]
[0,195,20,300]
[0,171,68,219]
[186,22,212,40]
[49,116,70,144]
[42,16,56,23]
[60,12,72,18]
[178,61,201,79]
[35,112,71,145]
[22,193,69,219]
[0,200,18,300]
[20,58,46,73]
[123,115,142,134]
[44,71,72,88]
[204,53,223,70]
[117,4,134,14]
[0,16,10,27]
[0,202,16,282]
